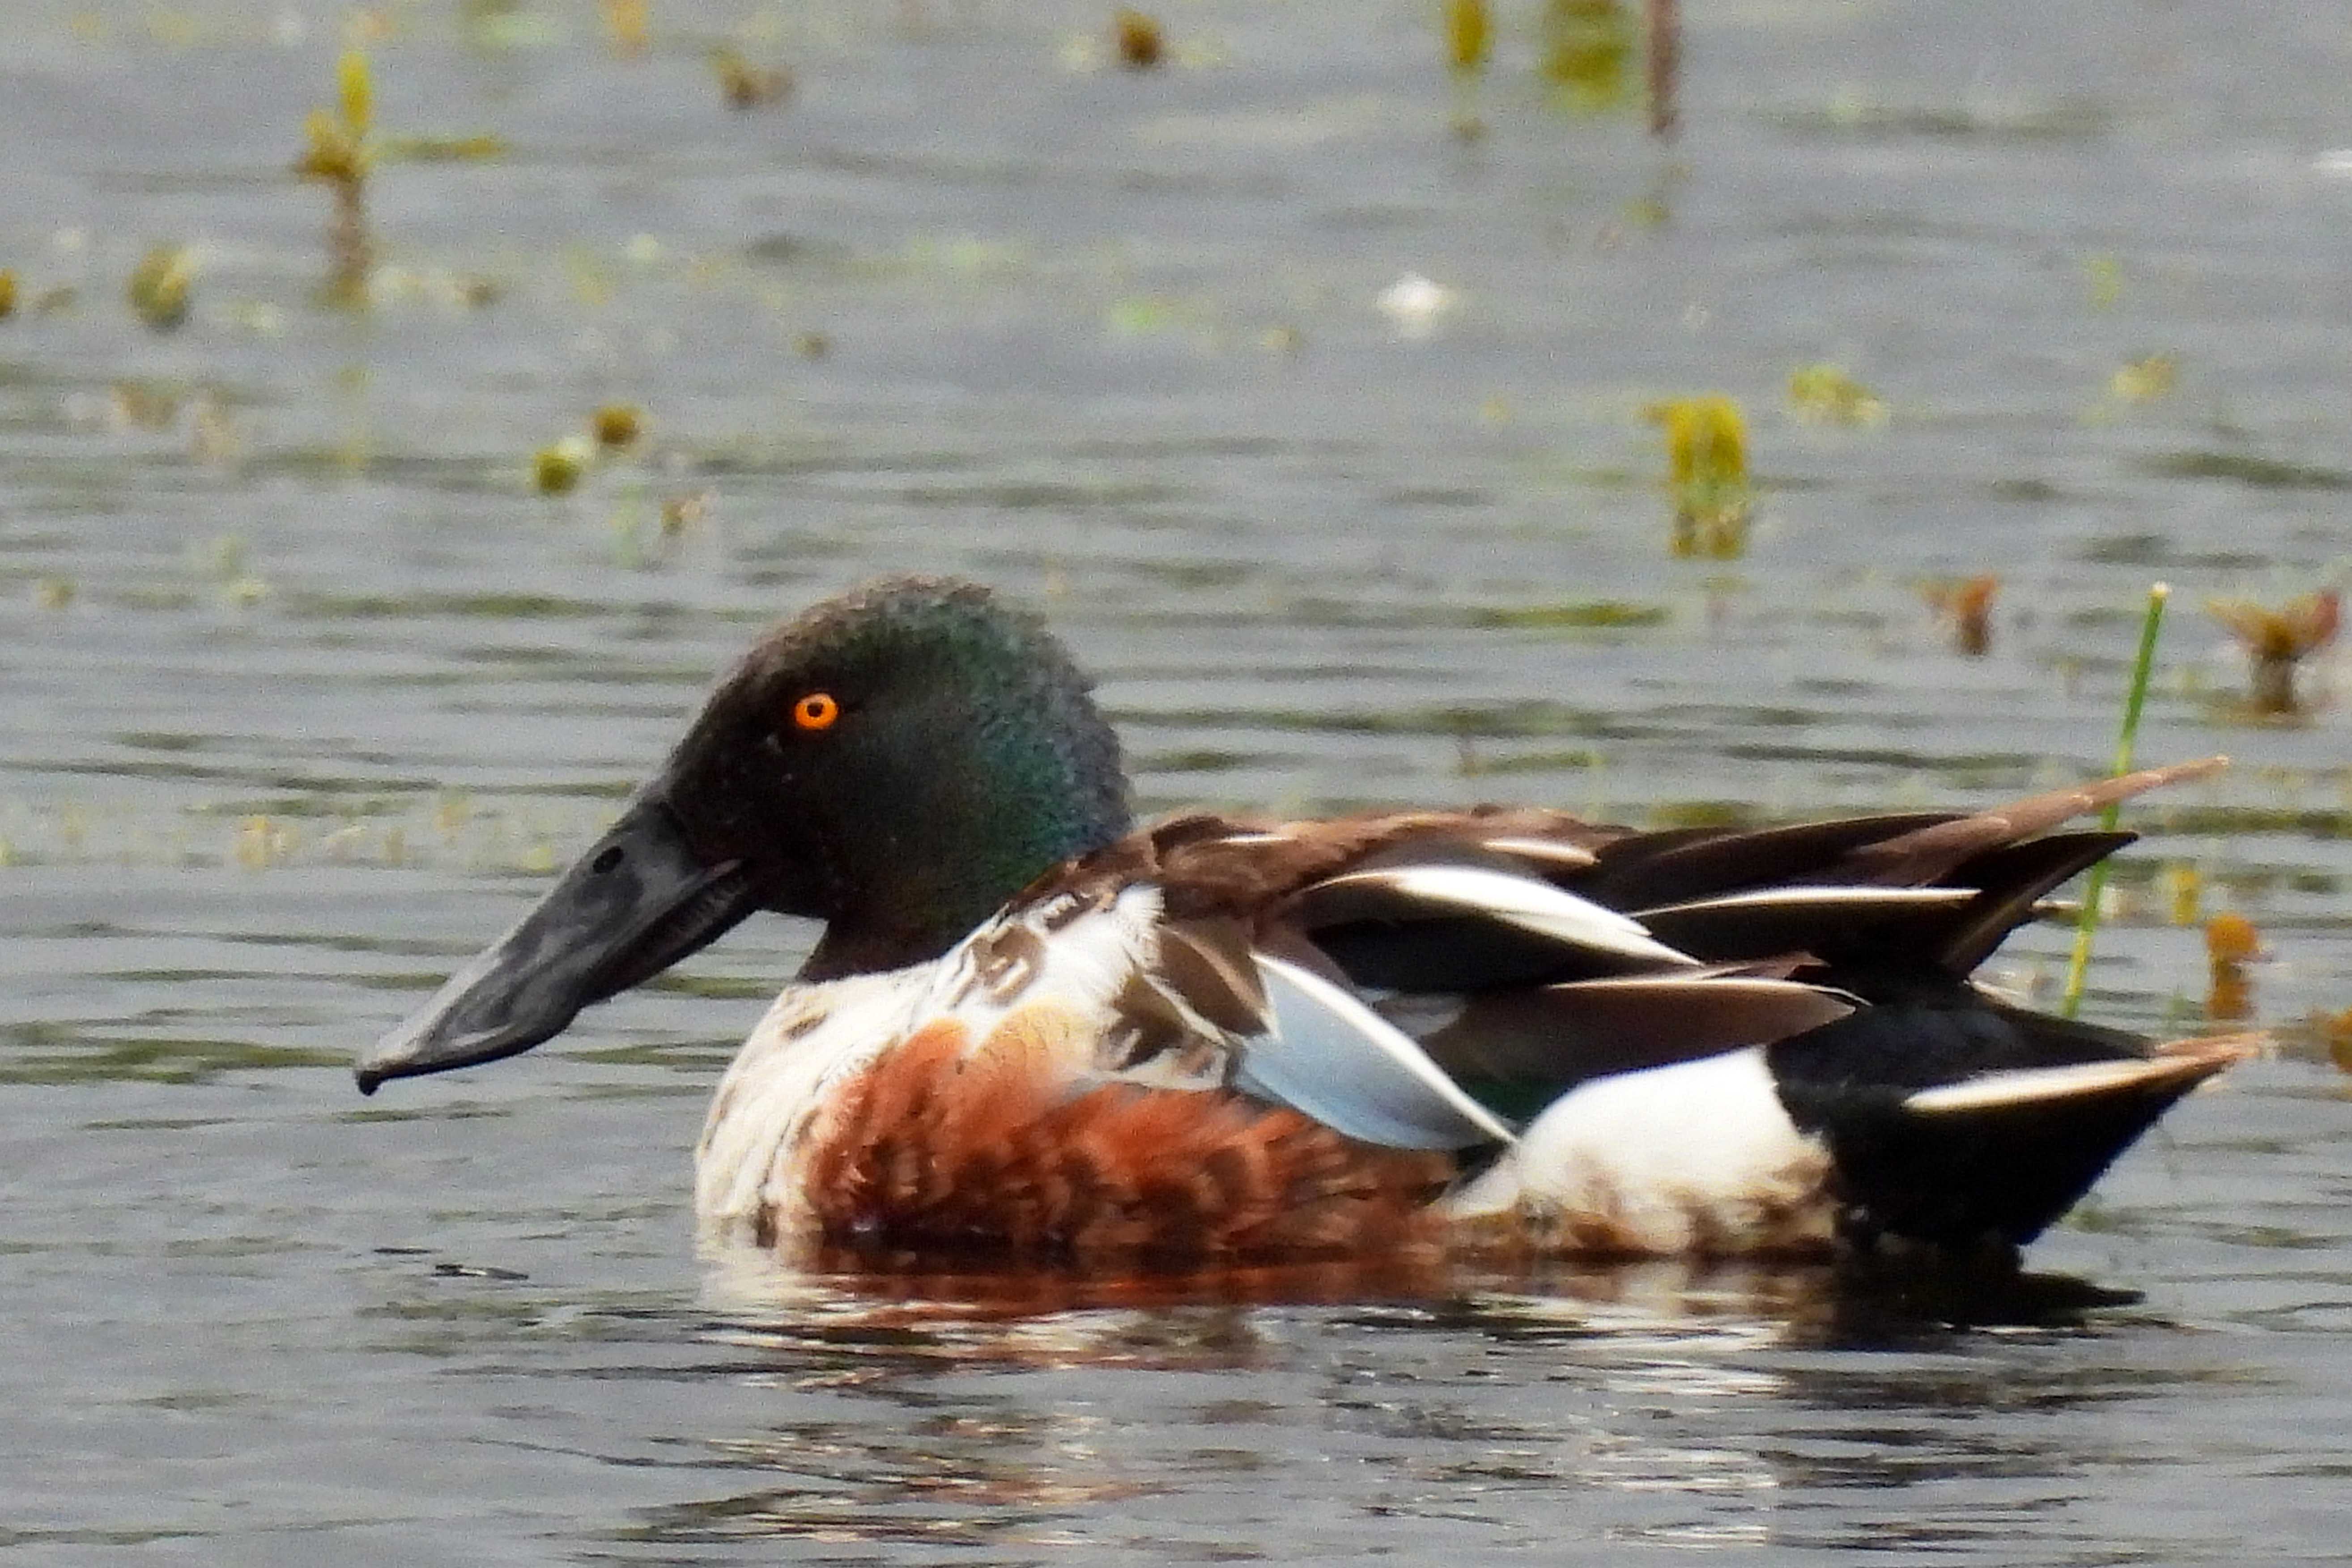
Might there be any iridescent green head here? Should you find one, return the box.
[665,577,1132,975]
[356,578,1130,1091]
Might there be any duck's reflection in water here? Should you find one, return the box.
[613,1239,2178,1554]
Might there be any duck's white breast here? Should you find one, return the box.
[691,887,1169,1242]
[693,969,932,1233]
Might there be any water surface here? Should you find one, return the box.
[3,1,2349,1562]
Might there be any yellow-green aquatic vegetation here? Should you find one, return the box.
[0,269,15,319]
[378,134,507,163]
[127,245,193,331]
[604,0,649,57]
[1541,0,1632,112]
[295,50,376,305]
[1787,363,1887,426]
[188,392,241,468]
[1114,9,1165,68]
[1643,395,1750,558]
[235,815,294,871]
[1442,0,1491,137]
[2083,253,2122,308]
[712,47,791,109]
[1445,0,1491,75]
[2161,860,2203,926]
[33,577,73,610]
[1472,600,1669,630]
[2059,581,2169,1018]
[534,437,593,494]
[2110,353,2177,403]
[108,379,181,430]
[2207,589,2339,714]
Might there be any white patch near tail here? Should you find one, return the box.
[1446,1048,1834,1255]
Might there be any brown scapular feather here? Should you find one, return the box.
[1828,757,2225,887]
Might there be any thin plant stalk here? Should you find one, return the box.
[1645,0,1678,138]
[2061,581,2170,1017]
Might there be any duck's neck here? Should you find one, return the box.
[798,698,1131,982]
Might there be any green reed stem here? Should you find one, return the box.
[2060,581,2169,1018]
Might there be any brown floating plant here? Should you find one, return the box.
[2204,911,2261,1022]
[1114,8,1165,68]
[2206,589,2338,714]
[1922,574,1999,657]
[713,47,792,110]
[2314,1005,2352,1075]
[1644,0,1678,138]
[592,404,644,449]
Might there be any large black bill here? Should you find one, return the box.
[355,798,760,1093]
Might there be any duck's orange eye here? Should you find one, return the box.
[791,692,840,731]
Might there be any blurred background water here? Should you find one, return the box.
[1,0,2349,1562]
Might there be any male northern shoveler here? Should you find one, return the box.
[357,578,2252,1265]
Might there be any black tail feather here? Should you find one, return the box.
[1769,985,2252,1247]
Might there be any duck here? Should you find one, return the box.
[356,576,2253,1267]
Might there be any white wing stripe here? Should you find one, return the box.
[1314,866,1698,968]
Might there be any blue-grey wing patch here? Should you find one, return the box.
[1234,953,1515,1151]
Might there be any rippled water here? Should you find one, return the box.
[4,1,2349,1562]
